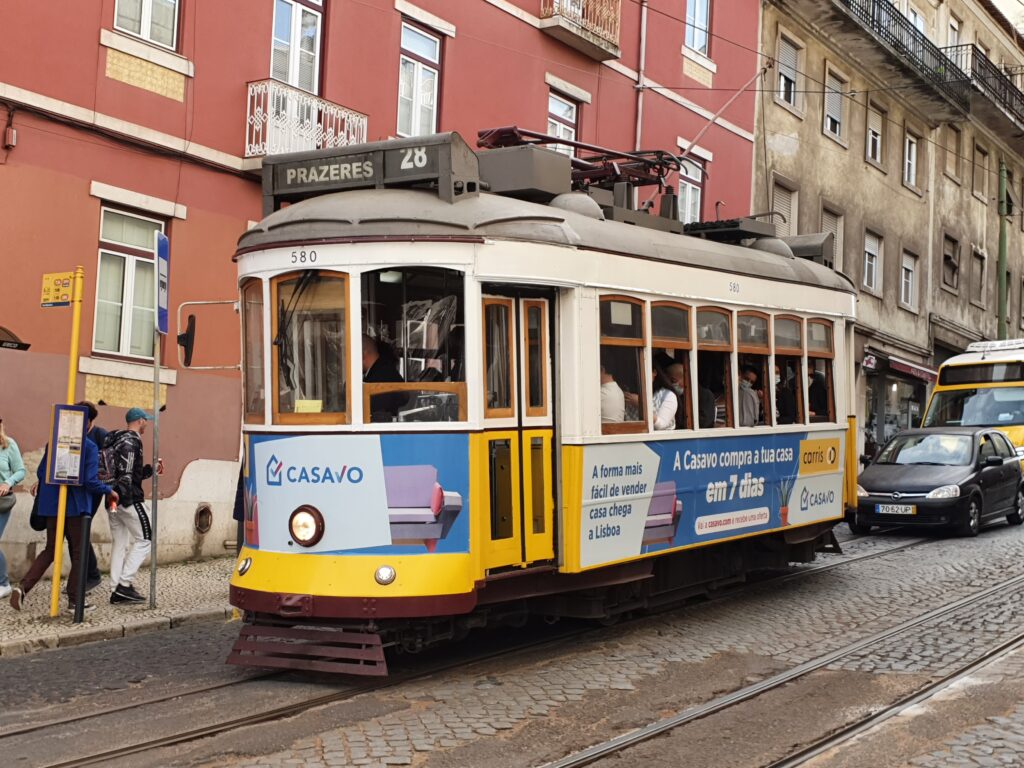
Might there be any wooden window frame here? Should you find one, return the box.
[774,314,805,424]
[270,270,349,426]
[738,311,771,426]
[807,318,836,423]
[523,299,549,418]
[696,306,734,428]
[601,295,647,435]
[652,301,693,430]
[241,278,266,425]
[483,297,516,419]
[363,382,467,423]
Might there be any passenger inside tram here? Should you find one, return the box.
[774,363,797,425]
[737,366,759,427]
[627,362,676,430]
[662,361,692,430]
[600,360,626,423]
[697,351,732,427]
[775,357,803,424]
[362,334,406,420]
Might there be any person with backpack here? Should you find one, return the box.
[104,407,163,604]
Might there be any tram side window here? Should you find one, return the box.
[652,302,692,430]
[600,297,646,434]
[774,316,804,425]
[696,308,733,428]
[738,312,770,426]
[484,298,514,417]
[808,320,835,422]
[361,267,465,423]
[241,279,265,422]
[273,271,347,422]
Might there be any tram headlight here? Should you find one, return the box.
[289,505,325,547]
[237,557,253,576]
[375,565,397,585]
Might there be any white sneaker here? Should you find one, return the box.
[0,584,10,600]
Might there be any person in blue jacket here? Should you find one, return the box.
[10,406,118,612]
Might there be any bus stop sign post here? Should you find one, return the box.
[151,232,169,610]
[39,267,86,619]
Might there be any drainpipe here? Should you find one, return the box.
[634,0,648,152]
[999,159,1008,339]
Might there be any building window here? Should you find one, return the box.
[907,5,926,35]
[547,91,579,156]
[685,0,710,57]
[93,208,164,359]
[772,183,796,236]
[903,132,919,188]
[974,144,989,200]
[971,250,986,305]
[948,14,961,46]
[945,124,961,179]
[823,71,846,140]
[1007,169,1016,218]
[866,104,884,164]
[900,251,918,309]
[115,0,180,50]
[821,207,843,271]
[776,35,802,109]
[398,22,441,137]
[863,231,882,292]
[942,235,960,290]
[679,159,704,224]
[271,0,322,93]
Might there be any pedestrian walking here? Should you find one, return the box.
[0,416,26,600]
[10,409,117,612]
[105,407,163,604]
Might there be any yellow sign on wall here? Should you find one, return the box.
[41,272,75,307]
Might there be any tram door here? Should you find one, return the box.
[479,289,557,572]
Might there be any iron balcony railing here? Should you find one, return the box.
[540,0,620,47]
[943,44,1024,129]
[835,0,970,112]
[245,79,368,158]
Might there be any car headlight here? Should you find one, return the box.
[857,484,869,498]
[289,505,325,547]
[926,485,961,499]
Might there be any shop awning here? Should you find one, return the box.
[889,355,937,383]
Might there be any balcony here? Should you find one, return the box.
[773,0,969,122]
[942,45,1024,149]
[540,0,620,61]
[245,79,368,159]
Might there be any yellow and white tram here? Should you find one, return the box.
[223,132,857,674]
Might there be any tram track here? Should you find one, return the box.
[540,561,1024,768]
[8,530,932,768]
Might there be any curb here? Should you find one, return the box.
[0,605,235,657]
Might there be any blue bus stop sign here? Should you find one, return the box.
[156,232,170,335]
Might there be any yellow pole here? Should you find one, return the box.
[49,266,85,618]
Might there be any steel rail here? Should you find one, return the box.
[540,567,1024,768]
[766,628,1024,767]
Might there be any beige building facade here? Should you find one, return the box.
[757,0,1024,455]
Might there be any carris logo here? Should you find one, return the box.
[266,454,284,486]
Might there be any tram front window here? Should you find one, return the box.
[273,271,347,420]
[361,267,465,423]
[924,387,1024,427]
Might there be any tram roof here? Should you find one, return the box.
[236,188,856,296]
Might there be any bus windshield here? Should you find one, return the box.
[923,387,1024,427]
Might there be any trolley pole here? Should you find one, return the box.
[999,160,1008,340]
[49,266,84,618]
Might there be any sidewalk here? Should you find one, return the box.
[0,556,235,657]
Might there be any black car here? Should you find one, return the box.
[853,427,1024,537]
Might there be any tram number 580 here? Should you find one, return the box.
[400,147,429,170]
[728,281,740,294]
[291,249,317,264]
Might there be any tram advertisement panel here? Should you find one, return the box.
[247,433,471,555]
[579,431,844,569]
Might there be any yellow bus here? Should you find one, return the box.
[922,340,1024,447]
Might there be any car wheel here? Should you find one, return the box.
[959,496,982,537]
[1007,487,1024,526]
[848,517,872,536]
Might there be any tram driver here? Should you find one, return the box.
[363,334,407,421]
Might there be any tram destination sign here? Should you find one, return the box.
[263,133,480,212]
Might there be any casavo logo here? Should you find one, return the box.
[264,452,364,486]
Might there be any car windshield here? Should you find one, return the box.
[923,387,1024,427]
[875,434,973,466]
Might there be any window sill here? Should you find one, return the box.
[80,355,178,385]
[865,157,886,174]
[939,281,960,296]
[899,302,919,315]
[861,286,883,300]
[100,29,194,77]
[681,45,717,73]
[773,96,804,120]
[944,170,962,186]
[970,300,988,311]
[973,191,989,205]
[903,181,924,197]
[823,129,848,150]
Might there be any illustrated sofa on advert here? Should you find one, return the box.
[384,465,463,551]
[643,481,682,545]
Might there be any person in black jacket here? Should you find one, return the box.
[105,407,163,604]
[362,334,407,421]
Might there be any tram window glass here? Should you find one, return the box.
[484,298,514,418]
[696,308,733,428]
[241,280,265,422]
[652,302,692,430]
[361,267,465,423]
[738,312,770,426]
[272,271,347,423]
[600,297,646,433]
[775,315,804,424]
[524,300,548,416]
[808,320,835,422]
